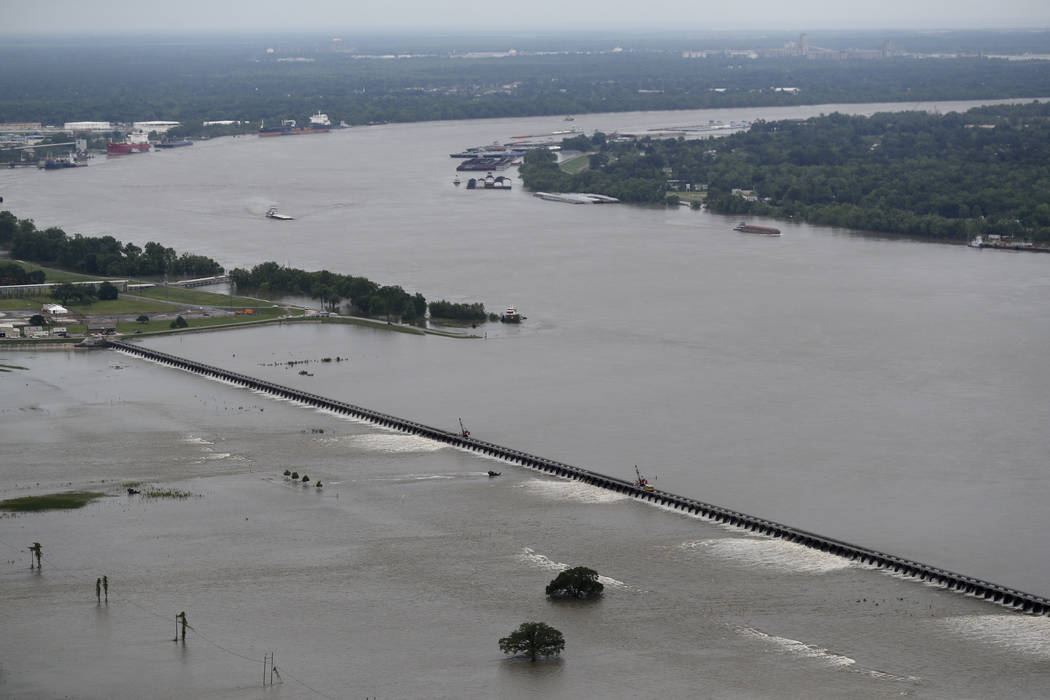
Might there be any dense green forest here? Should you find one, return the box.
[228,262,427,320]
[0,211,224,276]
[1,32,1049,132]
[521,101,1050,243]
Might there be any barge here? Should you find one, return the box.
[733,222,781,236]
[969,235,1050,253]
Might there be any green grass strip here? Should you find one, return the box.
[0,491,106,512]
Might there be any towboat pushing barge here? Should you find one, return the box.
[733,222,781,236]
[969,235,1050,253]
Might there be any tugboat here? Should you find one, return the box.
[265,207,294,220]
[634,465,655,492]
[500,307,525,323]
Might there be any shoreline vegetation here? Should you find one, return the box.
[0,213,489,339]
[524,101,1050,244]
[0,492,106,512]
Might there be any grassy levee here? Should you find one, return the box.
[133,286,275,309]
[8,262,127,285]
[0,337,82,346]
[314,315,426,335]
[0,297,175,314]
[117,307,304,336]
[0,492,107,512]
[559,154,592,174]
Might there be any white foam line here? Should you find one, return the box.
[344,433,446,454]
[682,538,854,574]
[182,436,215,446]
[517,478,629,505]
[939,614,1050,658]
[737,626,856,668]
[517,547,631,590]
[736,627,920,682]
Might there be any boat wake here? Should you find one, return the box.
[517,478,629,504]
[681,538,854,574]
[939,615,1050,658]
[517,547,630,589]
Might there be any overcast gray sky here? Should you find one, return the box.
[2,0,1049,33]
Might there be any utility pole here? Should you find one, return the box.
[263,652,280,686]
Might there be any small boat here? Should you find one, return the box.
[453,176,461,186]
[488,471,501,477]
[266,207,294,220]
[500,307,524,323]
[634,465,655,492]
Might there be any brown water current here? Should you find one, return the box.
[2,99,1050,698]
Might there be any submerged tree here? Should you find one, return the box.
[545,566,604,600]
[499,621,565,662]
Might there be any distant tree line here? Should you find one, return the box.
[2,36,1050,130]
[0,211,224,277]
[522,102,1050,243]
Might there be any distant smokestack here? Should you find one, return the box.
[800,33,809,56]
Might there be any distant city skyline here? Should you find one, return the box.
[3,0,1050,34]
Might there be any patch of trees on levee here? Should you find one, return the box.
[2,34,1050,130]
[0,211,223,277]
[230,263,486,322]
[523,101,1050,243]
[0,212,486,323]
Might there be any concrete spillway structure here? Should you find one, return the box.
[109,339,1050,615]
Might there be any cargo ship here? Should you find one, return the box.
[259,112,331,137]
[733,222,781,236]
